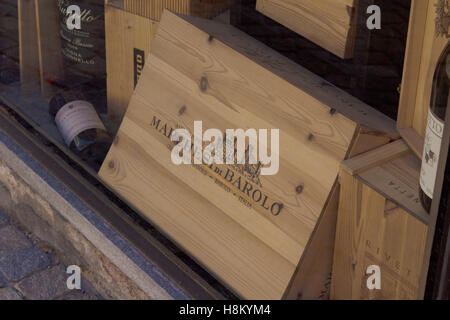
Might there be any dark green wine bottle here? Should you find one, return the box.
[419,43,449,213]
[49,82,111,170]
[57,0,106,79]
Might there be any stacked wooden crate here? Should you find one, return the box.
[105,0,230,133]
[105,3,158,133]
[124,0,230,20]
[99,11,398,299]
[100,0,446,300]
[398,0,448,158]
[332,140,429,299]
[255,0,359,58]
[18,0,63,97]
[332,0,449,299]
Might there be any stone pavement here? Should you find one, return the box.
[0,209,101,300]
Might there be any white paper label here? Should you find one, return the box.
[55,100,106,146]
[420,110,445,198]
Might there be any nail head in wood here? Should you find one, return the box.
[200,77,208,92]
[296,184,304,194]
[179,105,187,116]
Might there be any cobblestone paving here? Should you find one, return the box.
[0,210,101,300]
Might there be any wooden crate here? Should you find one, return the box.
[255,0,358,59]
[105,4,159,133]
[99,11,398,299]
[123,0,230,20]
[398,0,449,158]
[105,1,231,133]
[35,0,63,98]
[18,0,63,96]
[332,140,431,299]
[18,0,40,94]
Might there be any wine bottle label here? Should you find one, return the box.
[57,0,105,76]
[55,100,106,146]
[420,110,445,198]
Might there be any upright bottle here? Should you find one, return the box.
[419,43,450,213]
[57,0,106,79]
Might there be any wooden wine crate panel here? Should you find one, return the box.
[105,5,159,133]
[19,0,63,97]
[332,140,430,299]
[255,0,358,58]
[18,0,40,94]
[35,0,63,98]
[123,0,230,21]
[99,11,398,299]
[398,0,449,158]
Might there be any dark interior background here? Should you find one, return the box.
[230,0,412,121]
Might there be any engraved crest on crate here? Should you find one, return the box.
[436,0,450,38]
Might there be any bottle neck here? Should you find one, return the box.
[430,44,450,121]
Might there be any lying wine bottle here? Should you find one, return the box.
[49,89,112,169]
[419,43,449,213]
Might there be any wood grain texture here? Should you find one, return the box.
[284,130,394,300]
[333,146,429,300]
[105,5,159,133]
[123,0,230,21]
[256,0,358,58]
[18,0,40,94]
[100,11,394,299]
[283,181,340,300]
[411,0,447,141]
[331,170,362,299]
[397,127,425,159]
[341,140,410,176]
[346,126,395,159]
[398,0,449,158]
[359,153,429,224]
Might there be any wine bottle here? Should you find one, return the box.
[419,43,450,213]
[49,86,112,170]
[425,148,450,299]
[57,0,106,79]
